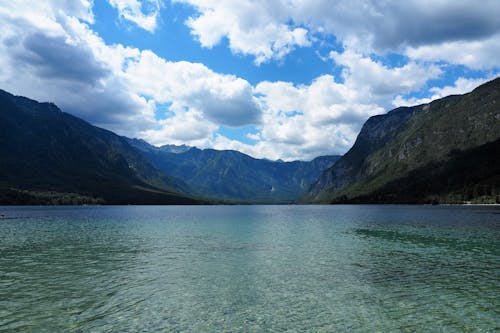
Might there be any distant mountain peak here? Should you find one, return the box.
[158,144,192,154]
[125,138,192,154]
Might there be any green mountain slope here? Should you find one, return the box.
[336,138,500,204]
[127,138,339,203]
[308,77,500,204]
[0,89,199,205]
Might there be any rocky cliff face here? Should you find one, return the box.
[308,104,421,198]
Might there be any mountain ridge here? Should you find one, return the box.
[126,138,340,202]
[307,77,500,204]
[0,89,199,204]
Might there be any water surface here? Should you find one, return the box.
[0,205,499,332]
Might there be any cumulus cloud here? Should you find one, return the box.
[176,0,311,64]
[393,76,496,107]
[18,33,110,84]
[142,109,218,147]
[406,33,500,69]
[125,51,262,126]
[107,0,161,32]
[128,52,263,147]
[249,76,370,160]
[177,0,500,67]
[330,50,442,103]
[303,0,500,51]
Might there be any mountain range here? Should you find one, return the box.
[0,89,337,204]
[1,78,499,205]
[126,138,339,203]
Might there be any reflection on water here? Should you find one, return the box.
[0,205,499,332]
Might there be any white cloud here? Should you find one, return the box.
[124,50,262,126]
[107,0,161,32]
[0,1,93,32]
[129,52,264,147]
[393,76,496,107]
[246,132,261,141]
[330,50,442,103]
[406,33,500,70]
[141,109,218,147]
[251,75,380,160]
[430,77,494,97]
[177,0,311,64]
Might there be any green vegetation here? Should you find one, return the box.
[0,188,105,205]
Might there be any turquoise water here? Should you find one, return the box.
[0,205,499,332]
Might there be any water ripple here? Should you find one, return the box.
[0,205,499,332]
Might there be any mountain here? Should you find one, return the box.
[308,77,500,204]
[0,89,199,205]
[127,138,339,203]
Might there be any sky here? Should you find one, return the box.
[0,0,499,161]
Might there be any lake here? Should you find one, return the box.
[0,205,499,332]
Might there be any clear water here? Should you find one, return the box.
[0,205,499,332]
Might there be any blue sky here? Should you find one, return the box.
[0,0,499,160]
